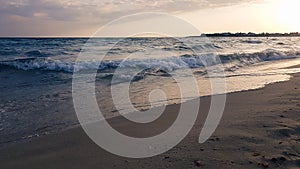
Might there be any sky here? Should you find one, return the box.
[0,0,299,37]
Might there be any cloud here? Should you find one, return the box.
[0,0,263,36]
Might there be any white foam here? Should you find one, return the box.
[0,49,299,74]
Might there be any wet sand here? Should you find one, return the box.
[1,72,300,169]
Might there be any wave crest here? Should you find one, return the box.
[0,50,299,73]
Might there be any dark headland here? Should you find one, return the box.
[201,32,300,37]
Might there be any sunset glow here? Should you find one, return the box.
[272,0,300,32]
[0,0,299,36]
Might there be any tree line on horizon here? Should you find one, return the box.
[202,32,300,37]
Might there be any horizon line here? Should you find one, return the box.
[0,32,299,38]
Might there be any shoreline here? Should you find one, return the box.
[1,71,300,168]
[0,61,293,148]
[0,60,293,149]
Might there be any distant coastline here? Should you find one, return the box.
[202,32,300,37]
[0,32,300,38]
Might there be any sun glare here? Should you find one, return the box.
[273,0,300,31]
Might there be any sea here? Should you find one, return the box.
[1,36,300,146]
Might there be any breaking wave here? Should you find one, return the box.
[0,50,299,74]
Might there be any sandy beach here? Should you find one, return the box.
[1,70,300,169]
